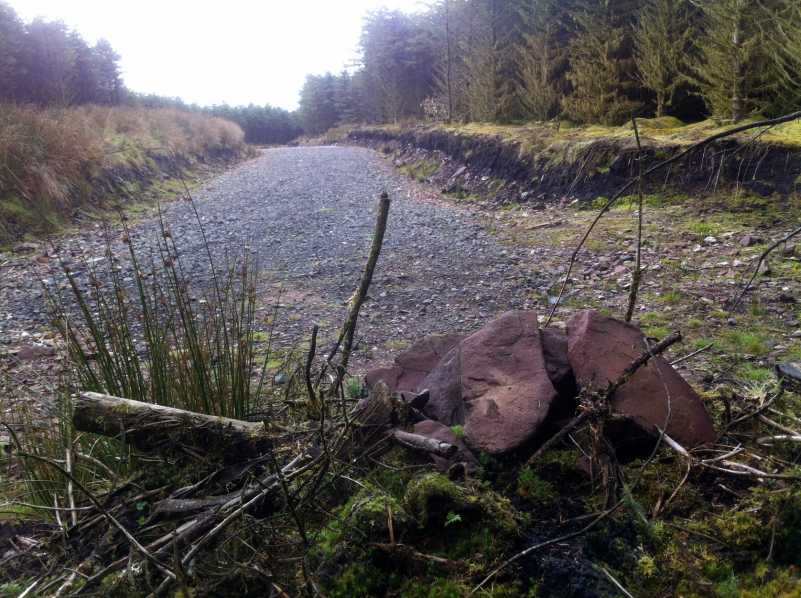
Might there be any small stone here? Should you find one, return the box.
[782,243,797,257]
[273,372,288,385]
[790,330,801,339]
[740,235,763,247]
[704,236,718,245]
[13,242,40,254]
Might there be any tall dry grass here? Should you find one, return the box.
[0,104,249,245]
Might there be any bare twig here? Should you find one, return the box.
[17,452,176,580]
[670,343,714,366]
[391,429,458,458]
[322,192,391,391]
[625,117,645,322]
[600,565,635,598]
[731,223,801,310]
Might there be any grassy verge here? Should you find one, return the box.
[0,104,253,248]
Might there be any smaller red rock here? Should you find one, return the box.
[567,310,716,448]
[364,333,463,394]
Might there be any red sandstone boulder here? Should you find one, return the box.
[420,311,559,455]
[567,310,716,448]
[412,419,479,472]
[364,333,464,395]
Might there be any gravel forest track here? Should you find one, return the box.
[0,146,539,382]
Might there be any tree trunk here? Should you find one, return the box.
[73,392,273,459]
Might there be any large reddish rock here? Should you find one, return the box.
[567,310,716,448]
[364,334,464,395]
[421,311,559,455]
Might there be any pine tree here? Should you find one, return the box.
[68,32,98,104]
[634,0,692,117]
[92,39,122,104]
[18,19,76,105]
[458,0,496,121]
[692,0,767,121]
[516,0,574,121]
[762,0,801,116]
[299,73,339,134]
[0,1,25,101]
[562,1,643,125]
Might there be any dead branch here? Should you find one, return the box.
[73,391,273,459]
[391,429,458,458]
[322,192,391,390]
[625,117,645,322]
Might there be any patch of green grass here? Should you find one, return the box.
[345,377,364,399]
[386,339,412,352]
[400,159,439,182]
[658,290,685,304]
[723,329,770,356]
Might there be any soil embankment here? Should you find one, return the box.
[348,124,801,205]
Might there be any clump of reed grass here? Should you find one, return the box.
[1,202,278,520]
[49,208,272,420]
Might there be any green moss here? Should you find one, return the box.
[316,484,411,558]
[404,474,519,561]
[517,468,558,508]
[405,473,475,528]
[327,562,387,598]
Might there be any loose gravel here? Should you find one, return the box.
[1,146,540,374]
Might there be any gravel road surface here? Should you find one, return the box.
[1,146,539,374]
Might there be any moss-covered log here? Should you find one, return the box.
[73,392,273,459]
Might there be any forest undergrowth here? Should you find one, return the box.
[1,116,801,598]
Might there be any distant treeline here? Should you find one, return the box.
[0,1,301,145]
[131,94,302,145]
[299,0,801,134]
[0,2,122,105]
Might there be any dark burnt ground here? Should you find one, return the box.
[0,146,539,417]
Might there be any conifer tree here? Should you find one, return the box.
[562,1,643,125]
[516,0,574,120]
[634,0,692,117]
[0,1,25,101]
[93,39,122,104]
[692,0,767,121]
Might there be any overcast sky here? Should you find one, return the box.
[8,0,425,110]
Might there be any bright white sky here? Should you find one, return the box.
[9,0,426,110]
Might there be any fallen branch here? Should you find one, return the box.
[391,429,458,458]
[73,392,273,459]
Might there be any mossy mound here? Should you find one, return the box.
[314,473,523,596]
